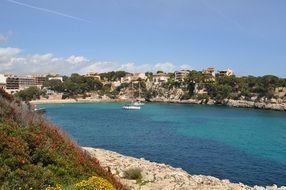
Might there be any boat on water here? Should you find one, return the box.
[33,105,46,114]
[133,101,144,106]
[122,104,141,110]
[34,107,46,114]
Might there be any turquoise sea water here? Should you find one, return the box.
[40,103,286,186]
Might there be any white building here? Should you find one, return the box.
[48,76,63,82]
[174,70,190,82]
[120,74,133,83]
[202,67,216,77]
[153,73,170,84]
[120,73,147,83]
[85,72,101,80]
[5,75,40,94]
[0,74,7,89]
[133,73,147,80]
[218,68,234,76]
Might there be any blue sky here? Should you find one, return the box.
[0,0,286,76]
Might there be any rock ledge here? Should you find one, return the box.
[83,147,286,190]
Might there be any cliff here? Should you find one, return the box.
[147,85,286,111]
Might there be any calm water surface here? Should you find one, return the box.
[40,103,286,186]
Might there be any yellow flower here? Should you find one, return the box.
[44,184,62,190]
[75,176,114,190]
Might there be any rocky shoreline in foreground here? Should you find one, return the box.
[83,147,285,190]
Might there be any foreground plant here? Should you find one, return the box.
[75,176,114,190]
[0,89,127,189]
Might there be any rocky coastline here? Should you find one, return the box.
[83,147,285,190]
[150,98,286,112]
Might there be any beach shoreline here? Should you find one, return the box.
[30,97,286,112]
[30,98,129,104]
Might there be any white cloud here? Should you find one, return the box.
[154,62,176,73]
[66,55,89,65]
[0,47,21,59]
[30,53,54,63]
[79,61,119,74]
[0,47,191,75]
[179,64,192,70]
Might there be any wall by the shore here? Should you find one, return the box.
[83,147,285,190]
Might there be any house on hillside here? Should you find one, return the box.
[120,73,146,83]
[174,70,190,82]
[120,74,133,83]
[153,73,170,85]
[218,68,234,77]
[85,72,101,80]
[202,67,216,78]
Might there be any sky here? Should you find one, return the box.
[0,0,286,77]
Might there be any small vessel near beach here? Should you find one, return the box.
[122,104,141,110]
[33,105,46,114]
[133,101,144,106]
[34,107,46,114]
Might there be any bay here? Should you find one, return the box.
[40,103,286,186]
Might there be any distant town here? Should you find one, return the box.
[0,67,234,95]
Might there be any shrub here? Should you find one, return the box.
[180,93,191,100]
[123,168,142,180]
[196,93,209,101]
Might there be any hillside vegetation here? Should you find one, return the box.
[17,71,286,102]
[0,89,126,190]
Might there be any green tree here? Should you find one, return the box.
[15,87,42,101]
[43,79,64,92]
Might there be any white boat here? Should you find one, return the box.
[133,101,144,106]
[34,107,46,114]
[122,105,141,110]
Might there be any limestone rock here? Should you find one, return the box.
[83,147,285,190]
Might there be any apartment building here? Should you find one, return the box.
[218,68,234,77]
[202,67,216,77]
[0,74,6,89]
[3,74,45,94]
[153,73,170,84]
[174,70,190,82]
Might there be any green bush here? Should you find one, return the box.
[15,86,43,101]
[123,168,142,180]
[196,94,209,100]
